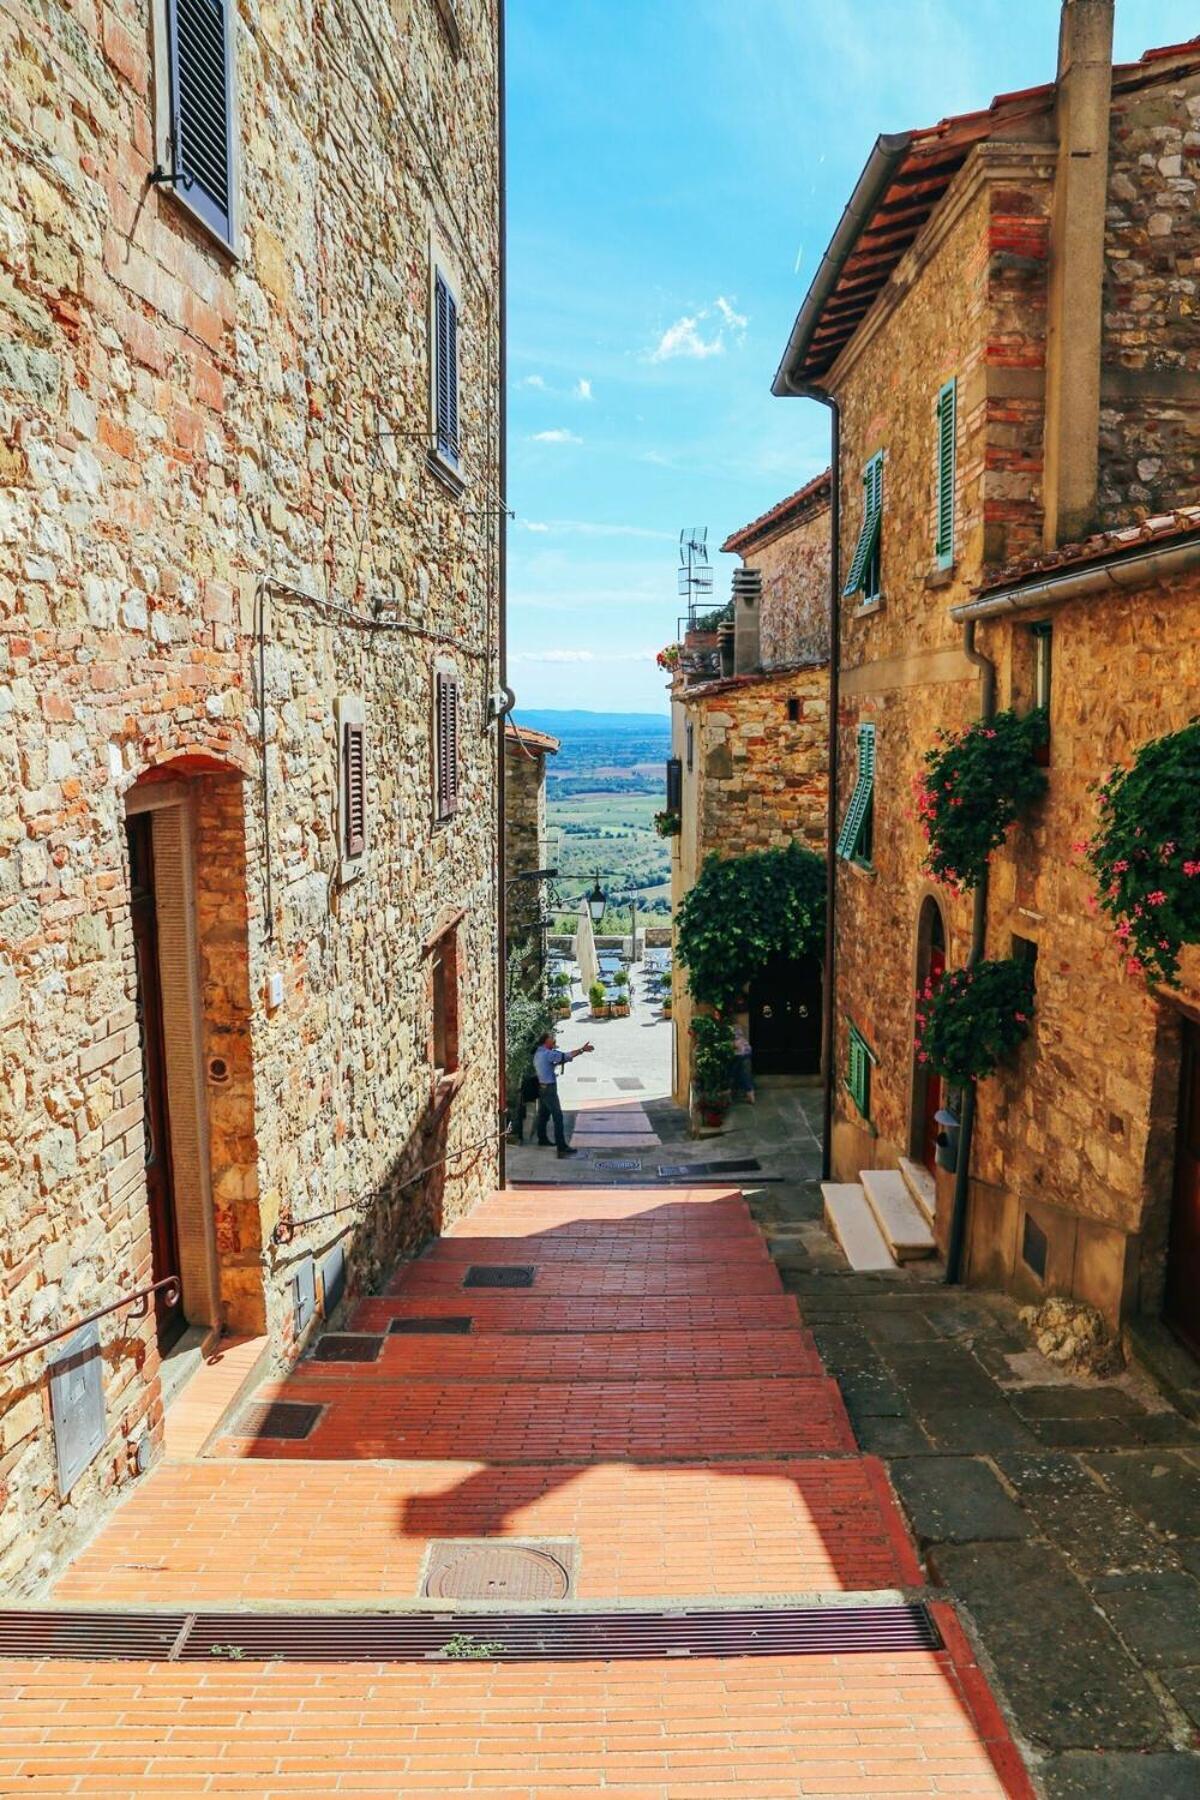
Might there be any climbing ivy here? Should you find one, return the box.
[675,842,825,1013]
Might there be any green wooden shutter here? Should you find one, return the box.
[847,1024,872,1119]
[935,381,956,568]
[842,456,883,599]
[836,723,876,861]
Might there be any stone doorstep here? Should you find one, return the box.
[898,1156,937,1229]
[860,1169,936,1262]
[820,1183,896,1273]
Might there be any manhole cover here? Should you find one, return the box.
[311,1334,384,1363]
[423,1540,576,1603]
[389,1316,473,1335]
[235,1401,323,1441]
[613,1077,644,1091]
[463,1265,535,1289]
[656,1158,763,1178]
[592,1158,642,1172]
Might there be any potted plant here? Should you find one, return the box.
[610,968,630,1017]
[549,969,573,1019]
[654,809,681,838]
[656,643,681,673]
[913,708,1048,893]
[690,1014,734,1128]
[588,979,609,1020]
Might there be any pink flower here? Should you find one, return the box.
[917,1052,928,1064]
[1014,1012,1028,1023]
[1112,860,1129,873]
[1126,957,1144,977]
[1147,891,1167,907]
[1185,861,1200,878]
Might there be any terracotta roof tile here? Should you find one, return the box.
[505,721,560,755]
[977,507,1200,595]
[721,471,832,556]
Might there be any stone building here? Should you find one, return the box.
[504,719,559,975]
[773,1,1200,1334]
[669,475,831,1104]
[0,0,503,1590]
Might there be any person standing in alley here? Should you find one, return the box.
[732,1023,755,1105]
[534,1030,594,1156]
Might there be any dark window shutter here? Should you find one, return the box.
[436,673,460,819]
[665,757,682,812]
[167,0,235,246]
[343,720,365,858]
[935,380,956,568]
[434,273,460,465]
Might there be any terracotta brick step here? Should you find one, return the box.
[213,1375,857,1462]
[417,1231,772,1264]
[464,1184,746,1222]
[0,1646,1017,1799]
[448,1195,755,1237]
[53,1457,919,1606]
[352,1292,805,1334]
[389,1258,784,1298]
[298,1328,825,1384]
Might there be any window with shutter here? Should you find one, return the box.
[343,721,365,859]
[165,0,236,248]
[433,271,460,468]
[436,672,460,821]
[935,381,957,569]
[843,453,884,603]
[665,757,683,813]
[835,723,876,864]
[846,1023,873,1120]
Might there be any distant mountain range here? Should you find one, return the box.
[514,709,670,738]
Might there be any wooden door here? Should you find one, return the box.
[127,815,185,1352]
[748,954,822,1076]
[1165,1018,1200,1358]
[920,943,946,1171]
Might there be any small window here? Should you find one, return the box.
[846,1023,873,1121]
[162,0,237,250]
[935,380,956,569]
[665,756,683,812]
[433,269,460,470]
[435,671,460,821]
[336,697,366,880]
[787,697,801,724]
[836,723,875,864]
[431,937,459,1076]
[843,452,883,604]
[1031,622,1051,766]
[1011,934,1039,984]
[685,723,694,772]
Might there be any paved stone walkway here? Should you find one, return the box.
[1,1183,1026,1797]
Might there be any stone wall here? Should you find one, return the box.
[0,0,500,1590]
[504,728,552,965]
[753,503,831,669]
[1099,68,1200,523]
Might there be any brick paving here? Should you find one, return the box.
[0,1183,1029,1796]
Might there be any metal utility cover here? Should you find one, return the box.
[389,1316,473,1335]
[235,1401,324,1441]
[311,1334,384,1363]
[592,1158,642,1173]
[49,1321,105,1498]
[320,1243,347,1316]
[613,1077,644,1091]
[656,1158,763,1178]
[463,1265,535,1288]
[422,1539,576,1603]
[292,1257,316,1334]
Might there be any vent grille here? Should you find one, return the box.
[389,1316,473,1335]
[233,1401,323,1441]
[0,1604,941,1663]
[463,1265,535,1289]
[311,1334,384,1364]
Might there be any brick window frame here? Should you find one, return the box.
[422,908,466,1104]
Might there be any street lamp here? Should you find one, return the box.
[586,874,607,925]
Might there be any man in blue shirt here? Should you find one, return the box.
[533,1030,594,1156]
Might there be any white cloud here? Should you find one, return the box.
[575,378,593,401]
[519,519,552,533]
[649,295,749,363]
[529,428,583,445]
[521,374,547,389]
[517,519,673,542]
[512,646,658,665]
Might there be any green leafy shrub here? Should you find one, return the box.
[505,953,554,1097]
[915,958,1035,1085]
[588,980,607,1012]
[914,708,1048,893]
[1082,720,1200,986]
[676,842,825,1012]
[654,809,681,838]
[690,1014,734,1099]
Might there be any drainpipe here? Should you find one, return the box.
[944,620,996,1284]
[782,376,840,1181]
[495,0,508,1187]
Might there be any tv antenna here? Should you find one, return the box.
[677,527,713,622]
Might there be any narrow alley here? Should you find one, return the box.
[0,1179,1025,1798]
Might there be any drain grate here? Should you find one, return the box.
[463,1265,535,1289]
[389,1316,473,1335]
[311,1334,384,1364]
[233,1401,324,1441]
[423,1540,576,1603]
[656,1158,763,1178]
[592,1158,642,1173]
[613,1077,645,1091]
[0,1604,942,1663]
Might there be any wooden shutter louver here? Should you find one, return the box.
[343,720,365,858]
[167,0,235,246]
[935,381,957,568]
[843,454,884,599]
[665,757,683,813]
[436,673,460,819]
[435,273,460,466]
[836,723,876,862]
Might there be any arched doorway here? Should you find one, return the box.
[910,897,947,1172]
[748,952,822,1076]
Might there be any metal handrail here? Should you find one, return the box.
[0,1277,181,1369]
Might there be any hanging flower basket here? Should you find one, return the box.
[1082,720,1200,985]
[654,809,681,838]
[915,958,1035,1086]
[656,643,681,671]
[914,708,1048,893]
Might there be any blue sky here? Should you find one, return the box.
[506,0,1195,715]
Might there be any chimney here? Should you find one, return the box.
[732,566,761,674]
[1042,0,1114,548]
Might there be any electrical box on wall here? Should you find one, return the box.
[266,971,284,1009]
